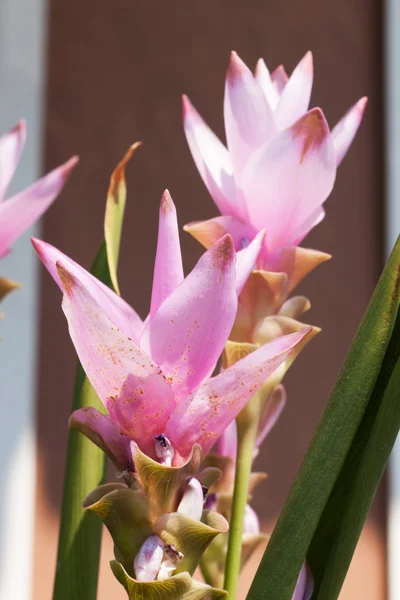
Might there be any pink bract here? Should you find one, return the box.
[183,51,367,273]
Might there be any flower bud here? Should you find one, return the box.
[157,544,184,580]
[177,477,204,521]
[244,504,260,536]
[154,434,174,466]
[134,535,164,582]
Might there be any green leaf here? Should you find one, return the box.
[308,308,400,597]
[53,144,135,598]
[247,236,400,600]
[53,243,113,600]
[104,143,140,294]
[110,560,192,600]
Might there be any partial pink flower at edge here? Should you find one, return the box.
[0,120,77,259]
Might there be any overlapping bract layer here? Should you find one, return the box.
[33,192,309,467]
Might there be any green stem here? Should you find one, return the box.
[224,416,259,598]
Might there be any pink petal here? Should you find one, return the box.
[182,94,238,216]
[255,384,286,450]
[271,65,289,94]
[0,156,78,258]
[292,564,314,600]
[32,238,143,344]
[141,235,237,398]
[184,215,258,251]
[57,263,176,458]
[150,190,184,316]
[274,52,313,131]
[166,328,311,462]
[224,51,276,176]
[332,96,368,166]
[255,59,280,110]
[244,504,260,535]
[235,229,266,295]
[290,206,326,247]
[292,564,307,600]
[69,407,132,469]
[214,419,237,459]
[0,120,26,201]
[239,108,336,252]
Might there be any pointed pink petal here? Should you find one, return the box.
[182,95,238,216]
[166,328,311,462]
[255,59,280,110]
[70,407,132,469]
[141,235,237,398]
[150,191,184,316]
[224,51,276,175]
[332,96,368,166]
[184,215,258,251]
[32,238,144,344]
[271,65,289,94]
[274,52,313,131]
[56,264,176,458]
[255,384,286,450]
[235,229,266,295]
[0,120,27,201]
[0,156,78,258]
[239,108,336,251]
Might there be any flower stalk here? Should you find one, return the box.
[223,410,259,598]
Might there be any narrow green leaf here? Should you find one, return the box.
[309,308,400,597]
[246,237,400,600]
[53,243,113,600]
[105,143,140,294]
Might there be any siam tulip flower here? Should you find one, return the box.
[32,190,310,467]
[182,51,367,280]
[0,120,77,260]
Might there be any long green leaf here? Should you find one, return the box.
[105,143,140,294]
[53,141,139,597]
[309,308,400,597]
[246,237,400,600]
[53,243,112,600]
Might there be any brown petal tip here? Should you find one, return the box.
[160,189,175,215]
[227,51,248,85]
[56,262,76,297]
[212,234,235,273]
[292,108,329,161]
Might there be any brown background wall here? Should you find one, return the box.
[34,1,385,598]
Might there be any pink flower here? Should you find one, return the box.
[32,191,310,466]
[0,121,77,259]
[183,51,367,275]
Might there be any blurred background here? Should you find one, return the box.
[0,0,395,598]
